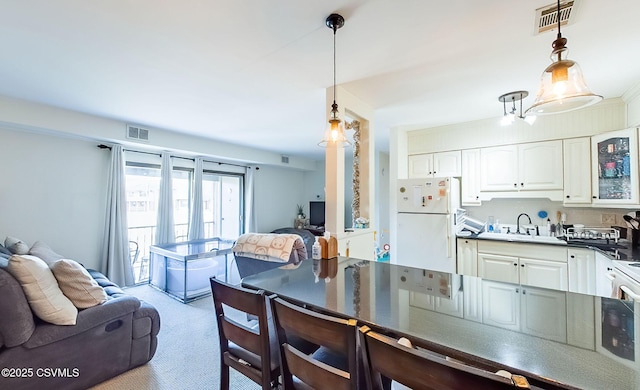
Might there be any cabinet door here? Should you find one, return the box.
[480,145,518,191]
[461,149,481,205]
[408,154,433,178]
[595,252,614,297]
[568,248,596,295]
[463,277,483,323]
[433,151,461,177]
[591,128,639,205]
[563,137,592,204]
[520,286,567,343]
[518,140,563,190]
[456,238,478,276]
[519,257,568,291]
[478,252,518,284]
[481,280,520,331]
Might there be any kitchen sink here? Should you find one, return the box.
[477,232,567,245]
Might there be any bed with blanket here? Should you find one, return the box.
[232,230,314,278]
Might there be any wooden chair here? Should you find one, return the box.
[270,296,360,390]
[210,277,279,390]
[358,326,529,390]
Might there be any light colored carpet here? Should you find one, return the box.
[90,284,261,390]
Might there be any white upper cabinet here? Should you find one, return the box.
[563,137,592,205]
[591,128,639,206]
[461,149,481,205]
[480,145,519,191]
[480,140,563,194]
[408,151,461,178]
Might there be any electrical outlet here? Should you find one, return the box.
[602,214,616,224]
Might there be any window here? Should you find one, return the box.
[124,156,245,284]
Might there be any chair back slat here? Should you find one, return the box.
[360,327,517,390]
[270,297,359,390]
[282,344,352,390]
[210,277,276,390]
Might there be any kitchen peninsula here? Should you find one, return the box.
[243,256,639,390]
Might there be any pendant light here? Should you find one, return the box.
[525,0,602,115]
[319,13,350,147]
[499,91,536,126]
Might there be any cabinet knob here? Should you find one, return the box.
[570,255,575,258]
[475,196,479,199]
[515,288,519,293]
[521,264,525,267]
[566,195,570,199]
[522,289,526,295]
[433,171,436,174]
[513,263,518,267]
[607,267,613,271]
[513,183,517,187]
[520,183,524,187]
[592,196,597,199]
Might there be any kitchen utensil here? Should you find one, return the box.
[623,215,639,230]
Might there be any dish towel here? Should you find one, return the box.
[233,233,306,263]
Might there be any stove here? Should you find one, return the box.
[614,261,640,283]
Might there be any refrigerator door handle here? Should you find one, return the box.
[446,216,452,258]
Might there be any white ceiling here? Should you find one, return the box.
[1,1,639,160]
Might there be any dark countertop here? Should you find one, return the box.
[459,232,640,262]
[243,257,640,390]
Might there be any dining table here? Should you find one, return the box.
[241,256,640,390]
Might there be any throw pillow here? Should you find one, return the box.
[6,255,77,325]
[4,236,30,255]
[29,241,65,265]
[50,259,108,309]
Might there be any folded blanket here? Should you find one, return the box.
[233,233,307,263]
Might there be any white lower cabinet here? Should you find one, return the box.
[482,280,567,343]
[595,251,614,297]
[477,241,568,291]
[568,248,596,295]
[456,238,478,276]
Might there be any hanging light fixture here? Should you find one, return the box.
[526,0,602,115]
[319,13,351,147]
[499,91,536,126]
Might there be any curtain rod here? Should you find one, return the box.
[97,144,253,169]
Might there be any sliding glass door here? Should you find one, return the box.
[202,172,243,240]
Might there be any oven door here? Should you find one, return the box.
[596,269,639,368]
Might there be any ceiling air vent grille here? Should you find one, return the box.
[535,1,576,35]
[126,125,150,142]
[281,155,290,164]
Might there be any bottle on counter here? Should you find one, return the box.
[312,237,321,260]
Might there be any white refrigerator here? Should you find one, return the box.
[395,177,460,273]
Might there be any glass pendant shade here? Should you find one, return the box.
[526,56,602,115]
[318,103,351,147]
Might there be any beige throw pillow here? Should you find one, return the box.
[50,259,108,309]
[7,255,77,325]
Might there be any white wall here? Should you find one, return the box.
[0,127,109,268]
[252,165,306,233]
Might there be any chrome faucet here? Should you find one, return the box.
[516,213,532,234]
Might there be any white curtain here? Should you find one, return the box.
[188,157,205,240]
[101,145,135,286]
[155,152,175,244]
[244,166,257,233]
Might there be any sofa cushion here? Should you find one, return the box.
[7,255,78,325]
[0,268,36,348]
[50,259,108,309]
[4,236,30,255]
[29,241,64,265]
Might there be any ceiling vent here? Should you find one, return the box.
[281,155,290,164]
[126,125,149,142]
[535,1,576,35]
